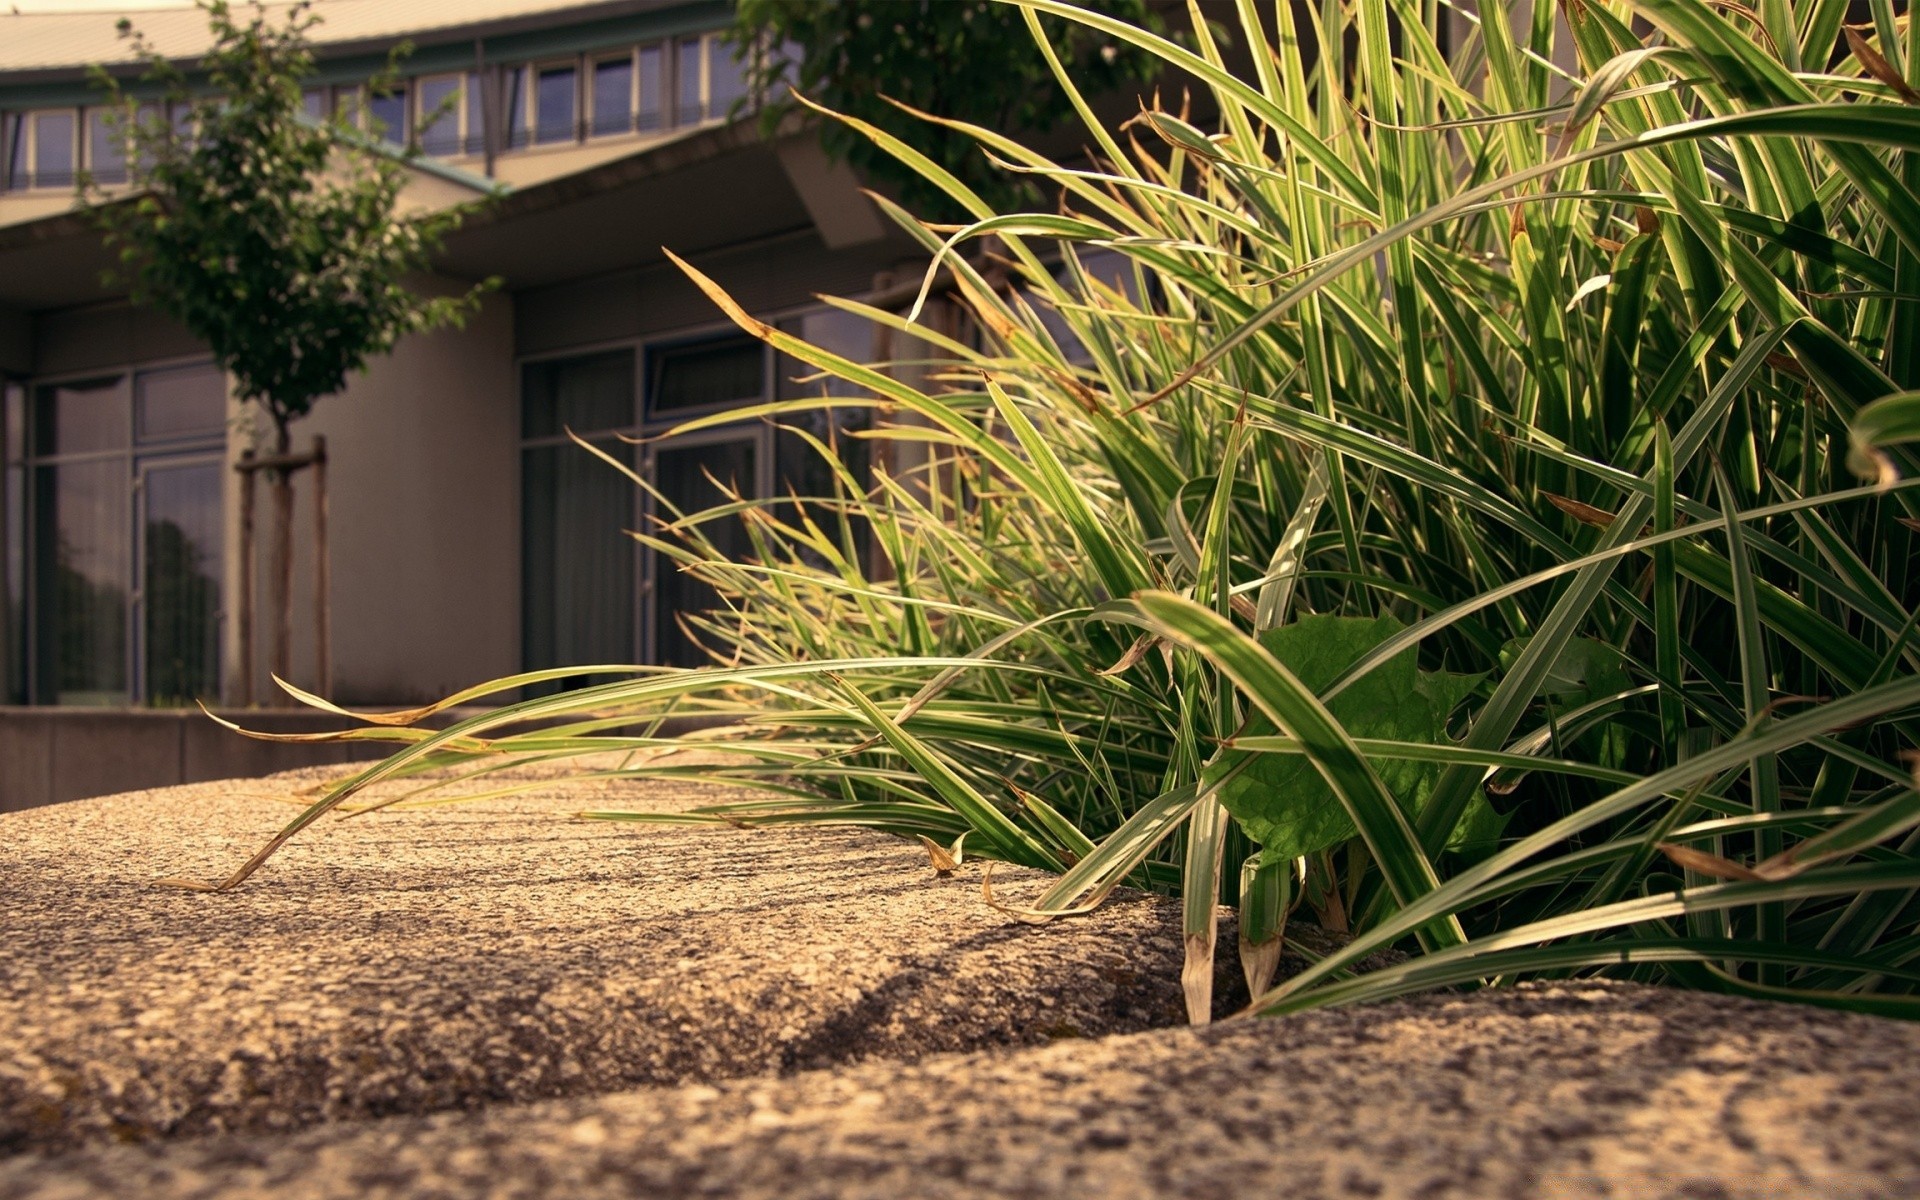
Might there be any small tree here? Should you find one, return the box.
[85,0,493,696]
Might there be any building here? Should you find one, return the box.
[0,0,939,721]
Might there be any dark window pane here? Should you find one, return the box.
[34,111,74,186]
[637,44,662,131]
[774,310,871,567]
[5,460,21,704]
[466,72,485,154]
[708,38,749,113]
[522,438,635,691]
[676,37,702,124]
[522,349,634,441]
[302,87,326,122]
[536,66,576,144]
[141,460,221,704]
[4,383,22,704]
[592,57,632,136]
[652,435,754,667]
[650,336,763,415]
[34,377,127,456]
[503,66,529,147]
[135,364,225,444]
[87,108,126,183]
[33,458,129,704]
[418,76,461,156]
[6,113,25,187]
[369,85,408,146]
[4,380,21,465]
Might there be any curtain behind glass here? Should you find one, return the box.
[523,439,635,693]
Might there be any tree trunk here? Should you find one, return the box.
[268,418,293,697]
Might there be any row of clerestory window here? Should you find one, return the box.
[0,28,754,192]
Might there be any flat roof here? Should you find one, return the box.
[0,0,685,75]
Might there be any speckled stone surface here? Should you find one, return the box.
[1,759,1269,1155]
[5,980,1917,1199]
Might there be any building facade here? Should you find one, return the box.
[0,0,931,708]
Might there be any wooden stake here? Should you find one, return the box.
[312,436,330,699]
[237,452,255,707]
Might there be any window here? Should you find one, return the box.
[535,64,577,144]
[465,71,486,154]
[30,110,76,189]
[416,74,464,156]
[86,107,128,184]
[4,382,24,703]
[520,350,636,692]
[708,38,750,113]
[648,334,764,417]
[592,55,633,137]
[22,363,225,705]
[331,84,363,129]
[637,44,663,131]
[503,66,530,148]
[368,83,408,147]
[675,37,704,125]
[301,87,326,122]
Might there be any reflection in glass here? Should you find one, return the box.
[33,459,129,705]
[135,363,225,443]
[522,439,635,693]
[34,377,127,457]
[142,462,221,705]
[653,436,755,668]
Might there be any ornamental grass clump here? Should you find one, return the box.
[190,0,1920,1023]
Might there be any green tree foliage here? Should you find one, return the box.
[728,0,1160,219]
[84,0,491,455]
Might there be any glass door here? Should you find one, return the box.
[644,427,764,668]
[136,454,222,704]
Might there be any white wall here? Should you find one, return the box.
[231,279,518,707]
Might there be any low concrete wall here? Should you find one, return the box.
[0,707,392,812]
[0,707,735,811]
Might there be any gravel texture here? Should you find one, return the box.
[1,759,1271,1154]
[4,980,1917,1199]
[6,764,1918,1198]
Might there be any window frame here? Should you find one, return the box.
[413,71,469,157]
[588,50,638,140]
[530,57,582,146]
[18,354,229,706]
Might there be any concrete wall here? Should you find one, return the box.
[0,706,392,812]
[241,278,519,707]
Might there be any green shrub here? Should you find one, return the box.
[196,0,1920,1022]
